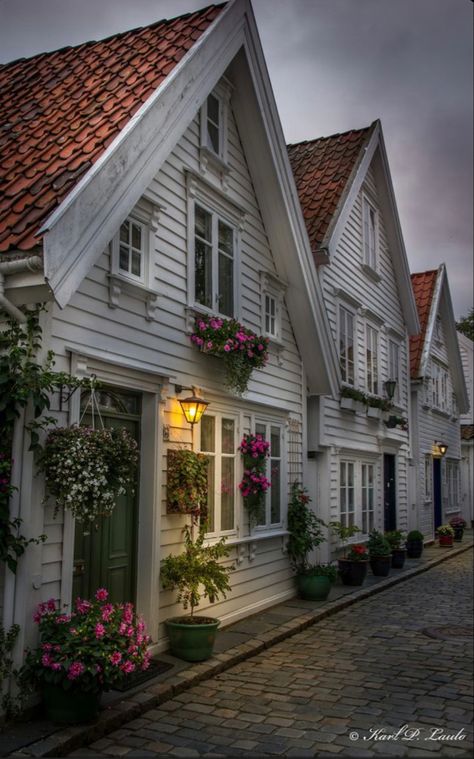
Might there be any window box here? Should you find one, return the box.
[367,406,383,420]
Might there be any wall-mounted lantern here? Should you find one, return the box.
[434,441,448,457]
[176,385,209,426]
[384,379,397,401]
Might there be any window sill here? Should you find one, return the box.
[361,263,382,283]
[199,146,230,187]
[431,407,451,419]
[108,273,158,321]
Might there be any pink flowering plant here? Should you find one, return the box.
[238,434,270,523]
[21,589,151,694]
[190,315,269,395]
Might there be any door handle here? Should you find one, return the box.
[73,561,85,576]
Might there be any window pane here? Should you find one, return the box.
[131,251,141,277]
[195,240,212,308]
[195,206,212,241]
[271,426,280,457]
[271,460,280,523]
[120,222,129,244]
[218,252,233,316]
[221,458,234,531]
[218,221,233,256]
[221,418,234,454]
[119,245,129,272]
[256,423,266,437]
[131,223,141,249]
[206,456,215,532]
[207,94,220,125]
[207,123,219,153]
[200,415,215,453]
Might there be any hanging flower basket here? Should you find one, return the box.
[190,315,269,395]
[238,434,270,524]
[166,449,209,517]
[38,426,138,524]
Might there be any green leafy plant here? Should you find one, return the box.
[367,529,392,557]
[287,482,326,573]
[303,564,338,581]
[384,530,405,549]
[385,415,408,430]
[190,315,269,395]
[407,530,424,541]
[161,519,234,619]
[346,544,368,561]
[436,524,455,537]
[340,386,367,403]
[0,623,30,719]
[37,426,138,524]
[166,449,209,517]
[329,521,362,558]
[367,396,392,411]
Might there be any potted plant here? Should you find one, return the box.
[384,530,407,568]
[366,396,392,419]
[367,529,392,576]
[437,524,455,547]
[449,515,466,542]
[340,386,367,412]
[160,517,234,662]
[329,522,368,586]
[20,589,150,724]
[287,483,336,601]
[406,530,424,558]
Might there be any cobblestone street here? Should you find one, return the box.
[69,550,473,758]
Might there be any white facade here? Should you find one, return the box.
[458,331,473,525]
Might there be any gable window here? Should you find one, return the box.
[200,413,238,536]
[260,271,285,343]
[254,421,283,528]
[194,204,235,317]
[199,82,231,178]
[265,294,277,337]
[340,461,355,529]
[366,325,379,395]
[363,197,378,270]
[118,218,146,283]
[388,340,400,403]
[206,93,221,155]
[339,306,355,385]
[431,361,449,411]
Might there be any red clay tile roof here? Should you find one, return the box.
[409,269,438,378]
[461,425,474,441]
[287,123,374,256]
[0,4,224,254]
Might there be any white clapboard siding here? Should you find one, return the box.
[44,88,303,632]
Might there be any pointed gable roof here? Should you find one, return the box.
[409,269,438,378]
[287,124,374,255]
[0,4,224,254]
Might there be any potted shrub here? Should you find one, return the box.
[449,515,466,542]
[437,524,455,547]
[20,589,150,724]
[160,517,234,662]
[385,530,407,568]
[287,483,336,601]
[329,521,368,586]
[406,530,424,558]
[368,529,392,576]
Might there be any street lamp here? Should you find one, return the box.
[175,385,209,426]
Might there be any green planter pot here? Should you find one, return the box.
[370,555,392,576]
[338,559,368,586]
[43,684,101,724]
[296,574,332,601]
[165,617,220,662]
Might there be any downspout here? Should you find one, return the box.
[0,256,43,322]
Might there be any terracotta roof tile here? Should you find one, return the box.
[409,269,438,378]
[287,124,374,259]
[0,3,224,254]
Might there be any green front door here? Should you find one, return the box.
[72,389,141,605]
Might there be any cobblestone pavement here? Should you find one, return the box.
[71,551,473,758]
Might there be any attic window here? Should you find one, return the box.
[118,219,146,283]
[362,196,378,271]
[206,93,221,155]
[199,82,231,184]
[260,271,286,344]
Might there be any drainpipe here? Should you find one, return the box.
[0,256,43,322]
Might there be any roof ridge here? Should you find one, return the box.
[287,121,376,149]
[0,3,226,70]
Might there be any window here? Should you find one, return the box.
[205,93,221,155]
[388,340,400,403]
[366,325,379,395]
[200,413,238,536]
[431,362,449,411]
[361,463,375,534]
[255,421,283,528]
[340,461,355,529]
[194,204,235,317]
[363,197,378,270]
[446,461,459,509]
[260,271,285,342]
[117,218,146,282]
[199,85,230,168]
[339,306,355,385]
[264,294,277,338]
[424,455,432,500]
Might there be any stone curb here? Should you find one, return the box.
[8,542,473,758]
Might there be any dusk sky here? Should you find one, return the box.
[0,0,472,318]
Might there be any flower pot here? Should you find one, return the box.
[296,574,332,601]
[370,555,392,576]
[391,548,406,569]
[165,617,220,662]
[367,406,383,419]
[438,535,453,547]
[338,559,368,586]
[340,397,356,411]
[406,539,423,558]
[43,684,101,724]
[453,527,464,542]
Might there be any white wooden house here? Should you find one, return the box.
[457,331,473,527]
[288,121,420,557]
[0,0,340,658]
[409,266,469,538]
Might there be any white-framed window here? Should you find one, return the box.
[264,294,277,338]
[424,455,432,500]
[117,217,146,283]
[260,271,285,342]
[199,412,238,537]
[388,339,400,403]
[431,361,449,411]
[361,463,375,534]
[446,461,460,510]
[254,420,283,528]
[339,305,355,385]
[362,196,378,270]
[199,83,230,166]
[339,461,355,529]
[366,324,379,395]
